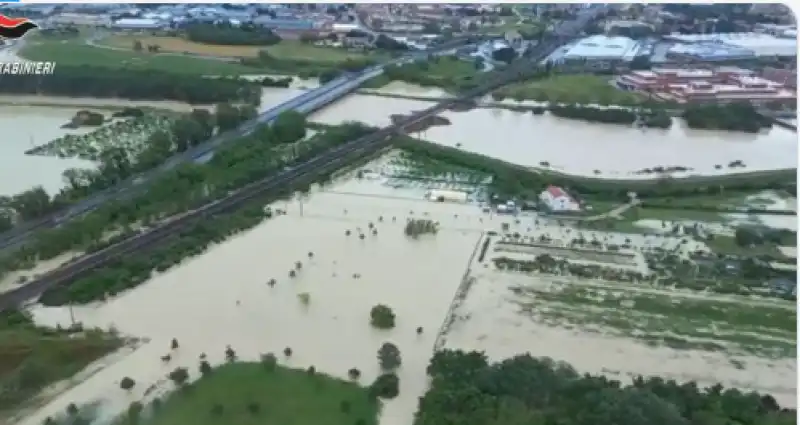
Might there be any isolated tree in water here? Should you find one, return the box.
[168,367,189,387]
[378,342,402,371]
[370,304,396,329]
[120,376,136,391]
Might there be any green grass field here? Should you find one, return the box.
[116,362,379,425]
[497,74,646,105]
[20,39,264,76]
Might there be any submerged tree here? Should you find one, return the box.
[369,373,400,399]
[404,219,439,238]
[378,342,402,371]
[120,376,136,391]
[370,304,396,329]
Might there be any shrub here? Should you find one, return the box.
[120,376,136,390]
[370,304,396,329]
[369,373,400,399]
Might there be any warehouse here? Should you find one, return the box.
[547,35,642,70]
[112,18,165,30]
[665,33,797,58]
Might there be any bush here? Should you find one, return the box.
[377,342,402,371]
[370,304,396,329]
[120,376,136,390]
[369,373,400,399]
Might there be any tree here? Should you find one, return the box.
[120,376,136,390]
[370,304,396,329]
[377,342,402,371]
[168,367,189,387]
[199,360,212,375]
[348,367,361,380]
[127,402,143,423]
[261,353,278,371]
[369,373,400,399]
[225,345,237,362]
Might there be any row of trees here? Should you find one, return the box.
[0,105,257,229]
[540,104,672,129]
[185,22,282,46]
[417,350,795,425]
[395,136,796,203]
[30,118,375,305]
[683,102,773,133]
[0,65,261,105]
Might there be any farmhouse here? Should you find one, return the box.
[539,186,580,212]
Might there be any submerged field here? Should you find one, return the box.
[10,153,798,424]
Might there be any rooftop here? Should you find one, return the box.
[562,35,640,60]
[666,32,797,57]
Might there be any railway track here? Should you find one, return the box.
[0,37,476,252]
[0,34,572,311]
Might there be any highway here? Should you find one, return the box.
[0,37,473,251]
[0,15,597,310]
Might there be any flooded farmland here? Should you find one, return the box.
[310,88,798,180]
[4,79,797,424]
[15,155,797,424]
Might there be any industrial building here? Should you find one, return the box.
[539,186,580,212]
[665,32,797,59]
[617,67,796,105]
[112,18,165,30]
[546,35,643,70]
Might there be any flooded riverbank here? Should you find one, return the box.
[3,80,321,196]
[0,106,96,195]
[310,90,797,180]
[14,154,796,424]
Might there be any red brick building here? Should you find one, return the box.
[617,67,796,105]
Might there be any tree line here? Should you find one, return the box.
[395,136,796,203]
[520,103,672,129]
[185,22,282,46]
[0,104,257,233]
[683,102,773,133]
[417,350,795,425]
[0,65,261,105]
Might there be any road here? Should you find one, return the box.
[0,37,472,251]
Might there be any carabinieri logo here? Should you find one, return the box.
[0,14,37,39]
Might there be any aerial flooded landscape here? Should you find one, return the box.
[0,3,797,425]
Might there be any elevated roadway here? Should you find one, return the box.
[0,32,573,311]
[0,38,473,251]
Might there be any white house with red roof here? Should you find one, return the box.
[539,185,580,212]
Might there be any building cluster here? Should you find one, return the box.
[1,3,364,38]
[617,66,796,105]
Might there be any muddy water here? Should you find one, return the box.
[18,168,798,424]
[23,179,484,425]
[3,81,321,197]
[310,92,797,179]
[0,106,96,196]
